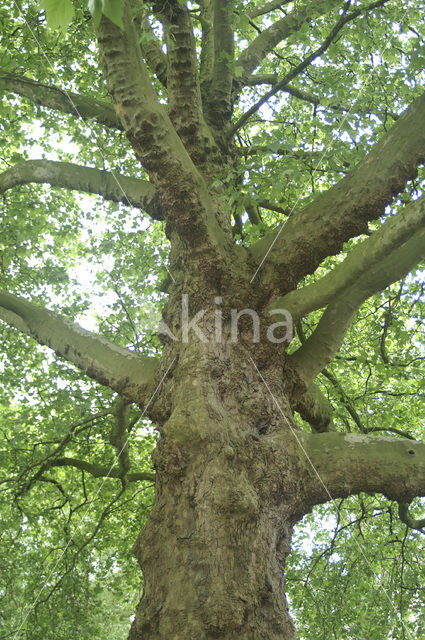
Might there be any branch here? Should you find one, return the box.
[398,502,425,532]
[234,0,340,91]
[233,1,390,132]
[246,0,292,19]
[302,431,425,507]
[242,72,278,85]
[109,398,131,477]
[237,145,336,168]
[32,456,154,483]
[273,196,425,321]
[250,90,425,288]
[322,369,364,432]
[97,2,225,251]
[0,291,159,403]
[243,78,399,120]
[258,199,290,215]
[0,71,121,129]
[206,0,234,126]
[16,410,113,478]
[138,17,168,87]
[365,427,416,440]
[292,381,334,433]
[0,159,163,219]
[199,0,215,92]
[281,83,399,121]
[287,226,425,383]
[157,0,216,161]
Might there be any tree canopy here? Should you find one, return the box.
[1,0,425,638]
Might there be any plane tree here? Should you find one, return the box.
[1,0,425,638]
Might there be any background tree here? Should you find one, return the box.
[1,0,425,638]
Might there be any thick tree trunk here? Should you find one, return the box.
[129,339,306,639]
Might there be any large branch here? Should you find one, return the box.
[301,432,425,507]
[250,91,425,289]
[233,0,341,92]
[199,0,215,93]
[159,0,218,165]
[0,71,121,130]
[206,0,234,127]
[292,381,334,433]
[273,195,425,321]
[138,19,168,87]
[0,291,159,404]
[287,226,425,383]
[97,2,225,252]
[0,159,163,219]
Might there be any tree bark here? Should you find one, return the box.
[129,338,304,639]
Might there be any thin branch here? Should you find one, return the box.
[30,456,154,483]
[198,0,215,93]
[321,369,364,432]
[35,485,127,608]
[243,77,400,121]
[206,0,235,126]
[366,427,416,440]
[0,159,163,219]
[282,83,399,121]
[17,410,113,479]
[234,0,341,89]
[109,398,131,477]
[233,1,390,133]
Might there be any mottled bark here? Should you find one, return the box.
[302,432,425,506]
[96,3,229,255]
[130,337,302,640]
[161,1,220,169]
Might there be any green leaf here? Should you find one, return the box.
[39,0,74,31]
[87,0,103,27]
[101,0,124,29]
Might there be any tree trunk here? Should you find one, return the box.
[129,337,306,639]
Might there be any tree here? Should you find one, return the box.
[1,0,425,637]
